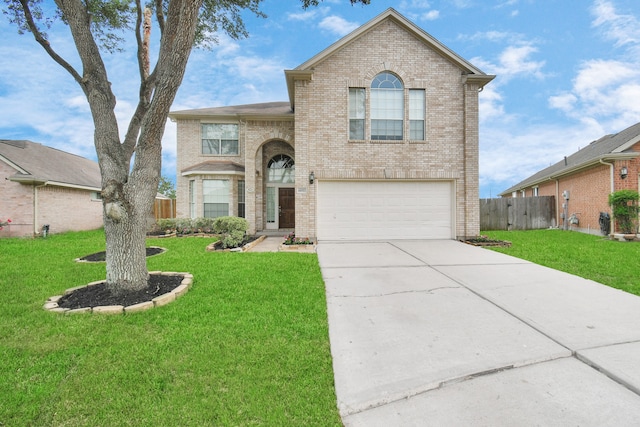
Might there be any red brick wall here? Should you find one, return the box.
[503,152,640,234]
[555,165,611,233]
[0,161,35,237]
[37,186,103,235]
[1,161,103,237]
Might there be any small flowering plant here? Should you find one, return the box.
[0,218,11,230]
[283,232,314,245]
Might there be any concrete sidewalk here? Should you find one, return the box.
[317,240,640,426]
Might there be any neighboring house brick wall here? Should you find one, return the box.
[0,161,34,237]
[505,162,624,233]
[0,162,103,236]
[554,164,612,232]
[37,186,103,234]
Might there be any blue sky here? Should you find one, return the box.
[1,0,639,198]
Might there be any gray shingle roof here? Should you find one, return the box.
[0,139,101,190]
[181,160,245,175]
[170,102,292,119]
[500,122,640,196]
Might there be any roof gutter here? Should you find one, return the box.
[168,112,293,122]
[9,176,101,192]
[500,152,639,196]
[284,70,314,110]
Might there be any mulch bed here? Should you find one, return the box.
[57,274,184,310]
[77,247,165,262]
[462,238,512,247]
[210,235,260,251]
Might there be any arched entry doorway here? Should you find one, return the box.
[266,154,295,229]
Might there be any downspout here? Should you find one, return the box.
[462,79,468,240]
[600,159,615,234]
[554,179,559,227]
[33,182,48,236]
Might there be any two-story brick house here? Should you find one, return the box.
[169,8,494,241]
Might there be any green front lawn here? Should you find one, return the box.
[0,229,341,426]
[482,229,640,296]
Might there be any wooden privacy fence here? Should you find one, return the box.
[153,198,176,220]
[480,196,556,231]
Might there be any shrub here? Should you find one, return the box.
[214,216,248,248]
[283,232,313,245]
[156,218,177,233]
[608,189,639,234]
[175,218,195,235]
[193,217,216,234]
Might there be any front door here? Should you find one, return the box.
[278,188,295,228]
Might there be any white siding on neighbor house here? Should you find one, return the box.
[316,180,453,240]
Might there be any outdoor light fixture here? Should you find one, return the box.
[621,166,628,179]
[309,171,315,184]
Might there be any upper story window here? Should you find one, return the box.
[349,88,365,140]
[371,72,404,140]
[409,89,425,140]
[202,123,239,155]
[349,72,426,142]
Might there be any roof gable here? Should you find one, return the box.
[285,8,494,108]
[0,139,101,190]
[500,122,640,195]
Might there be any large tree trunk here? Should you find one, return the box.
[103,184,154,294]
[52,0,202,295]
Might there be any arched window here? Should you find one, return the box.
[371,72,404,140]
[267,154,295,183]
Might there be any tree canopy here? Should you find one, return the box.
[2,0,371,294]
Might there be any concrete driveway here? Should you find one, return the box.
[317,240,640,426]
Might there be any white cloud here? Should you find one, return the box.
[478,85,505,123]
[548,1,640,130]
[480,122,605,195]
[318,15,359,36]
[548,93,577,113]
[287,8,324,22]
[479,44,546,81]
[591,0,640,49]
[423,10,440,21]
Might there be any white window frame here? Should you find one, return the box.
[189,180,196,218]
[349,88,365,140]
[409,89,425,141]
[348,72,426,142]
[201,123,239,155]
[371,72,404,141]
[202,179,230,218]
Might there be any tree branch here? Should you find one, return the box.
[18,0,84,90]
[155,0,165,35]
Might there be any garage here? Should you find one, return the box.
[316,180,454,240]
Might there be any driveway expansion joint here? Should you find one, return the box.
[331,286,461,298]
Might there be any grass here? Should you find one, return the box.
[482,229,640,296]
[0,229,341,426]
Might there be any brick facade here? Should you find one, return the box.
[505,144,640,235]
[0,161,103,237]
[172,10,490,240]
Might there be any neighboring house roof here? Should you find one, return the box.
[285,7,495,109]
[170,102,292,120]
[181,160,246,176]
[500,122,640,196]
[0,139,101,190]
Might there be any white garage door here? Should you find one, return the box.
[317,181,453,240]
